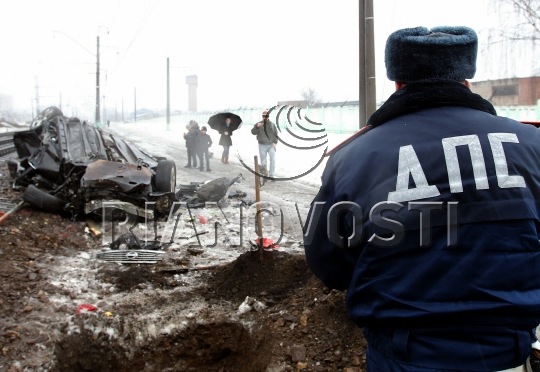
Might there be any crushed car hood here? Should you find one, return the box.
[14,114,159,172]
[82,159,152,193]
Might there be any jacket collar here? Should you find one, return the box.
[367,79,497,127]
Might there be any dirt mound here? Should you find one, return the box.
[206,250,313,303]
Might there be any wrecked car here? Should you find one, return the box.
[10,106,176,219]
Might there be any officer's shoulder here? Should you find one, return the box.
[326,125,373,157]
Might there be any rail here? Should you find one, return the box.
[0,131,17,162]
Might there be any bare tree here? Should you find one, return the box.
[490,0,540,42]
[484,0,540,77]
[300,87,321,107]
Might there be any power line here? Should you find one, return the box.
[110,0,159,75]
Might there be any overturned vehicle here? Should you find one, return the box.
[10,107,176,220]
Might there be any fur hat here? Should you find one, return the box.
[385,26,478,82]
[186,120,199,130]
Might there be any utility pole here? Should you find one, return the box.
[365,0,376,121]
[102,94,106,125]
[134,87,137,122]
[166,57,170,130]
[359,0,376,128]
[95,35,101,127]
[34,76,40,116]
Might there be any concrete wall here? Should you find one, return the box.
[170,99,540,135]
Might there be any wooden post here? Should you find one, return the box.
[0,201,25,225]
[254,156,263,261]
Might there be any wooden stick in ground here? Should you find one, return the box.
[0,200,25,225]
[254,156,263,262]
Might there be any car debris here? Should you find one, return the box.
[95,249,165,264]
[85,219,102,238]
[175,173,244,207]
[11,107,177,219]
[228,190,247,199]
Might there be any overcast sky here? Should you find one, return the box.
[1,0,536,119]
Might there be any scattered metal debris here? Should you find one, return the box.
[95,249,165,264]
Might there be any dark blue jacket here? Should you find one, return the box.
[304,80,540,370]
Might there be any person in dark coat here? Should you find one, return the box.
[196,126,212,172]
[219,117,233,164]
[183,120,199,168]
[304,26,540,371]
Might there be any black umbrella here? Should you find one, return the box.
[208,112,242,133]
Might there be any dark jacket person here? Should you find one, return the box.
[183,121,199,168]
[219,118,233,164]
[304,26,540,371]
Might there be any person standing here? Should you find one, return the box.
[304,26,540,371]
[251,110,278,179]
[183,120,199,168]
[219,117,233,164]
[196,126,212,172]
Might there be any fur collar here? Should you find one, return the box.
[367,79,497,127]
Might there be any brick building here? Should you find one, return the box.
[471,77,540,106]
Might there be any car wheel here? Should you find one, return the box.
[154,160,176,192]
[31,106,63,127]
[23,184,67,214]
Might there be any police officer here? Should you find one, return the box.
[304,26,540,371]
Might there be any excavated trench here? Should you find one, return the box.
[54,321,273,372]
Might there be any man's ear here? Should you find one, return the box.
[395,82,406,90]
[463,80,471,89]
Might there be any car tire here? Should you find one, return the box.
[23,184,66,214]
[154,160,176,192]
[31,106,63,127]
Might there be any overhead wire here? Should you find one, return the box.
[109,0,159,75]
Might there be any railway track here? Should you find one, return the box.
[0,131,18,162]
[0,131,21,215]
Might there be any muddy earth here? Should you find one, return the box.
[0,122,367,371]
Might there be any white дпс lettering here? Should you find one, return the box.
[388,133,526,203]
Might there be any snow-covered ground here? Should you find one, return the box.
[108,115,357,188]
